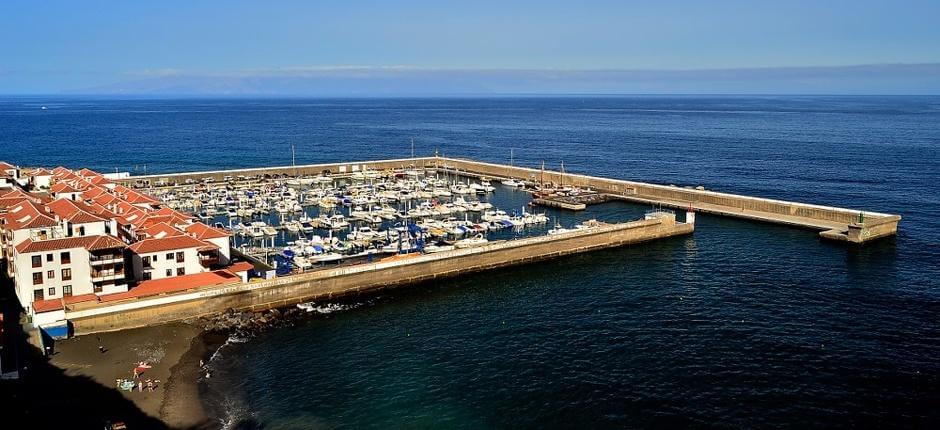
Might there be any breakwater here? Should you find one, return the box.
[121,156,900,243]
[65,212,691,334]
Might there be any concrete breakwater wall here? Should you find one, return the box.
[66,214,692,335]
[119,156,899,243]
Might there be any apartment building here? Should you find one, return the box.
[0,161,235,324]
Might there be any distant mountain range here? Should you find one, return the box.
[68,63,940,96]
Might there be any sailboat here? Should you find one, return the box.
[502,148,524,187]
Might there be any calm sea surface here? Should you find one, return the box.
[2,96,939,428]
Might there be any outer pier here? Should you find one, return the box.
[123,156,901,244]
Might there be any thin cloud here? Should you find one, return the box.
[81,63,940,96]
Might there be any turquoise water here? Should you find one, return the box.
[2,96,938,428]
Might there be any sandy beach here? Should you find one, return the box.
[49,322,215,429]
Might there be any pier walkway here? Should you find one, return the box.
[120,156,900,244]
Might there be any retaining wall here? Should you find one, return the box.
[66,214,692,334]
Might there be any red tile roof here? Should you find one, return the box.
[46,198,106,224]
[91,193,118,206]
[77,168,100,178]
[50,182,82,194]
[140,222,184,239]
[15,235,126,254]
[123,191,160,205]
[90,176,113,186]
[3,200,58,230]
[81,186,107,199]
[0,161,16,171]
[99,270,240,302]
[185,222,230,240]
[31,299,63,313]
[228,261,255,273]
[24,168,53,177]
[33,293,102,313]
[0,196,30,209]
[127,235,212,254]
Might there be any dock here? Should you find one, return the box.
[65,212,692,333]
[47,154,903,334]
[121,156,901,244]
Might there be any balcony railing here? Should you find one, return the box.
[91,269,125,280]
[199,255,220,267]
[90,254,123,265]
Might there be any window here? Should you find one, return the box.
[32,272,43,285]
[142,272,152,281]
[153,254,158,261]
[62,268,72,281]
[46,253,53,262]
[166,269,172,277]
[177,267,185,276]
[63,285,72,296]
[176,252,185,263]
[78,226,85,236]
[31,255,41,268]
[61,252,71,264]
[47,270,55,279]
[48,287,56,296]
[33,289,44,301]
[93,284,102,293]
[166,253,174,260]
[142,256,151,267]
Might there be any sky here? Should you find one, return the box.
[1,0,939,95]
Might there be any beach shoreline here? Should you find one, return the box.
[49,321,216,429]
[160,327,228,429]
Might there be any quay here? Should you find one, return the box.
[65,212,691,333]
[1,155,900,338]
[123,156,901,244]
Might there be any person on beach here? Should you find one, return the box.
[133,368,138,379]
[97,336,105,353]
[138,381,143,392]
[146,379,154,392]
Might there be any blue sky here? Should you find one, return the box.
[1,0,939,94]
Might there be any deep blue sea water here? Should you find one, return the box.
[2,96,939,428]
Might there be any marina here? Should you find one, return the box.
[41,155,898,334]
[124,156,901,245]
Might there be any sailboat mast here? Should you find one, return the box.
[411,138,415,158]
[540,160,545,188]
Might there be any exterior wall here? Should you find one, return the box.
[31,175,52,190]
[206,237,231,265]
[53,191,83,201]
[13,246,92,310]
[128,247,204,281]
[67,215,692,334]
[67,220,107,237]
[32,309,66,327]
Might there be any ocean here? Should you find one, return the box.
[2,96,938,428]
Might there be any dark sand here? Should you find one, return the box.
[49,322,216,429]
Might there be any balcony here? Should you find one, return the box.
[198,255,220,268]
[91,269,125,281]
[90,254,123,265]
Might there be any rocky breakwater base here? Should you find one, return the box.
[200,307,299,337]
